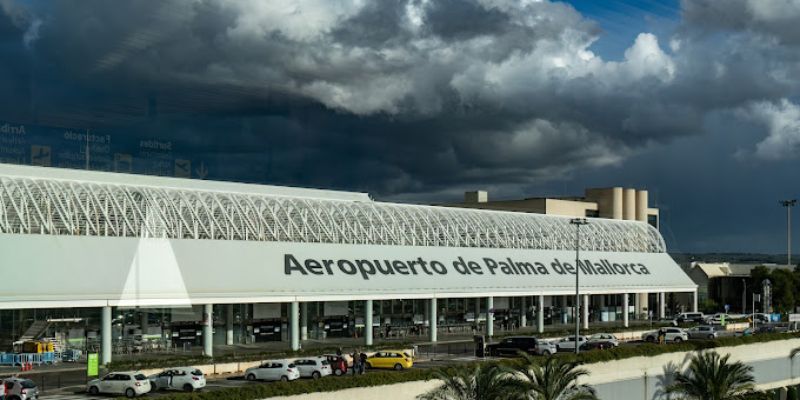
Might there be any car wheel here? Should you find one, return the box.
[280,375,289,382]
[246,373,257,381]
[149,382,157,393]
[646,336,655,343]
[674,337,683,343]
[183,384,194,392]
[89,386,100,395]
[542,350,552,356]
[707,334,714,340]
[334,369,343,376]
[125,388,136,398]
[394,363,404,371]
[311,371,321,379]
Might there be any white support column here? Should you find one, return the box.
[101,306,112,365]
[537,295,544,333]
[692,290,699,313]
[623,293,629,328]
[290,301,300,351]
[659,293,666,320]
[486,297,494,337]
[225,304,234,346]
[582,294,589,330]
[634,292,641,320]
[520,297,527,328]
[301,302,308,341]
[429,298,437,343]
[203,304,213,357]
[365,300,373,346]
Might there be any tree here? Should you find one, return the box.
[417,364,517,400]
[666,351,756,400]
[513,353,598,400]
[771,269,798,313]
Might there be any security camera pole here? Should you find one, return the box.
[570,217,589,355]
[779,199,796,267]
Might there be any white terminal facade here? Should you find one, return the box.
[0,164,696,364]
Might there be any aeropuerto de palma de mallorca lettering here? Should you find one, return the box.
[0,163,696,364]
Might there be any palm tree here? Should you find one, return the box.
[417,364,518,400]
[513,353,598,400]
[666,351,756,400]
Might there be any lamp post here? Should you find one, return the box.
[570,217,589,355]
[779,199,796,267]
[742,278,747,314]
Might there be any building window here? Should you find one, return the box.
[585,210,599,218]
[648,214,659,229]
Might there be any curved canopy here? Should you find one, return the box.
[0,164,665,253]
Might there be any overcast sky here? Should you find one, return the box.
[1,0,799,254]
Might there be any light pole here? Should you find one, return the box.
[570,217,589,355]
[742,278,747,314]
[779,199,796,267]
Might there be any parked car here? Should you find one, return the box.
[365,350,413,370]
[485,336,556,357]
[672,312,705,325]
[735,327,754,337]
[323,354,348,376]
[750,313,772,324]
[704,313,738,324]
[87,372,151,398]
[587,333,620,348]
[641,328,688,343]
[292,357,332,379]
[556,336,589,352]
[2,378,39,400]
[245,360,300,382]
[148,367,206,392]
[686,325,721,340]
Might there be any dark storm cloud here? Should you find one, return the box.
[0,0,799,203]
[682,0,800,45]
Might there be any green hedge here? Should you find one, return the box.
[119,332,800,400]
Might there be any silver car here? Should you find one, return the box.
[687,325,721,340]
[2,378,39,400]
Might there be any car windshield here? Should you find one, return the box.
[134,374,147,381]
[191,369,203,376]
[21,380,36,389]
[288,363,296,368]
[320,360,329,365]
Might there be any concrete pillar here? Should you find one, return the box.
[289,301,300,351]
[623,294,629,328]
[301,303,308,341]
[537,295,545,333]
[582,294,589,330]
[486,297,494,337]
[428,298,437,343]
[202,304,213,357]
[101,306,112,365]
[225,304,234,345]
[638,293,649,320]
[692,290,699,313]
[623,188,636,220]
[636,190,649,222]
[520,297,527,328]
[474,298,481,325]
[659,292,666,320]
[365,300,373,346]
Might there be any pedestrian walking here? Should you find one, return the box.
[359,351,368,374]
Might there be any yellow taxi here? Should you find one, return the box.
[365,350,414,370]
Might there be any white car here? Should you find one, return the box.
[292,357,333,379]
[2,378,39,400]
[641,328,689,343]
[556,335,588,352]
[87,371,151,398]
[245,359,301,382]
[149,367,206,392]
[588,333,620,347]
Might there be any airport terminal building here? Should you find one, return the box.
[0,164,697,364]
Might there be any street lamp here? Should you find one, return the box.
[570,217,589,355]
[779,199,796,267]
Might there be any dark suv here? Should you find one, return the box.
[485,336,556,357]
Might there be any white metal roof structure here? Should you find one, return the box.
[0,164,694,309]
[0,164,664,253]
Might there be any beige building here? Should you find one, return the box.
[449,187,663,318]
[456,187,659,228]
